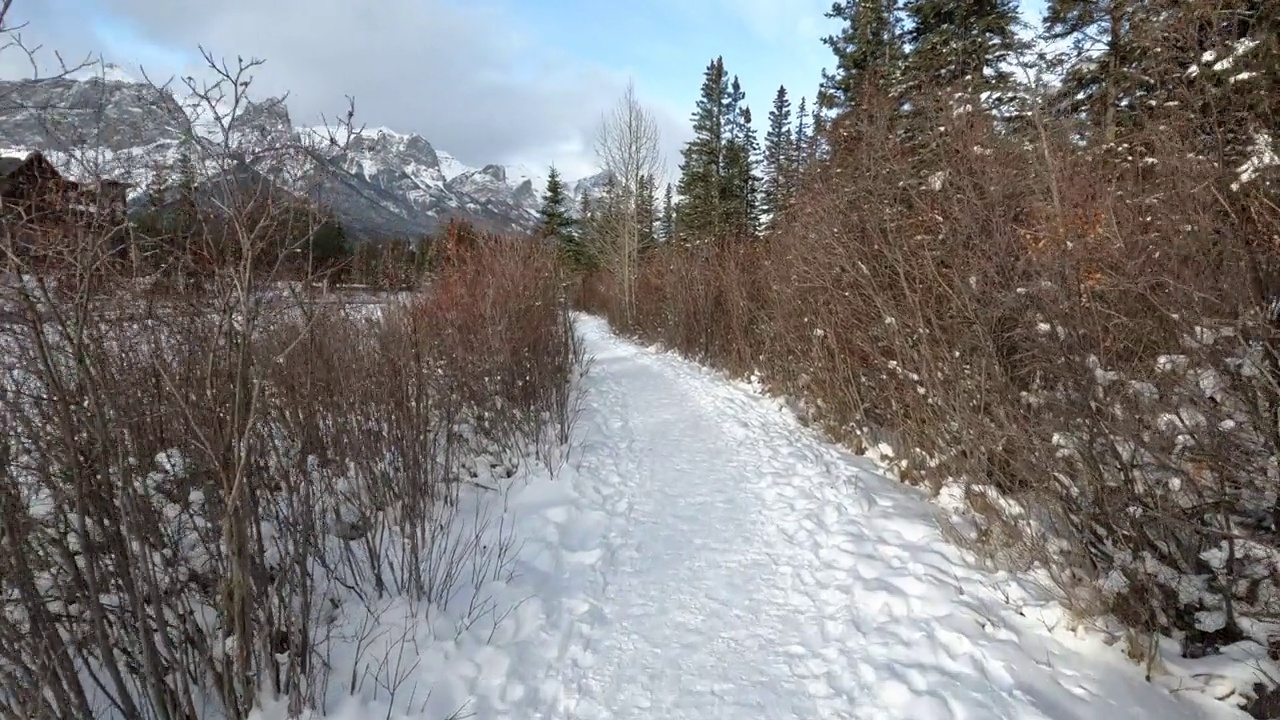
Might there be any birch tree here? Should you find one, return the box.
[593,80,663,322]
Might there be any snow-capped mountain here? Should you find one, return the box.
[0,64,185,153]
[435,150,476,181]
[0,64,590,240]
[448,164,538,213]
[567,171,614,207]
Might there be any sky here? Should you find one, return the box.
[1,0,1048,182]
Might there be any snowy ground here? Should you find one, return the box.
[278,313,1242,720]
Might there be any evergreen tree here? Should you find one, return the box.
[575,192,599,270]
[902,0,1025,107]
[162,148,200,277]
[1041,0,1163,144]
[659,184,676,243]
[809,99,829,162]
[307,218,352,279]
[594,173,626,260]
[175,151,196,202]
[676,56,730,243]
[1157,1,1279,173]
[738,104,763,238]
[134,161,173,256]
[538,167,576,241]
[144,161,170,211]
[820,0,904,113]
[174,149,198,230]
[579,192,593,222]
[636,173,658,251]
[720,76,760,239]
[762,85,795,227]
[793,96,811,173]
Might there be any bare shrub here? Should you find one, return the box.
[0,50,577,720]
[581,31,1280,676]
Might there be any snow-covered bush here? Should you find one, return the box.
[0,242,577,720]
[0,56,579,720]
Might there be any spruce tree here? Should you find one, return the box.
[676,56,729,244]
[596,173,626,259]
[145,161,170,211]
[738,105,763,238]
[1159,1,1279,173]
[793,96,810,174]
[575,192,598,269]
[718,76,762,240]
[1041,0,1161,144]
[762,85,794,227]
[821,0,903,113]
[162,148,199,279]
[176,151,196,194]
[659,184,675,243]
[175,149,197,223]
[810,100,828,162]
[902,0,1025,106]
[538,167,580,264]
[636,173,658,251]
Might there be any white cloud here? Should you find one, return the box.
[0,0,662,180]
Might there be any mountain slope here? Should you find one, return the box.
[0,66,589,240]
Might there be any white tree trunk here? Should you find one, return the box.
[594,80,664,323]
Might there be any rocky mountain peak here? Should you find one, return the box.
[0,73,184,152]
[480,163,507,182]
[0,70,595,240]
[346,128,442,173]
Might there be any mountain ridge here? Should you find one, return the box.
[0,63,607,240]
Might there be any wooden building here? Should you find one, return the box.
[0,150,131,225]
[0,151,134,268]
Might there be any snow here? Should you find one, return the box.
[436,151,476,181]
[501,162,547,194]
[66,61,138,84]
[1233,132,1278,190]
[252,313,1241,720]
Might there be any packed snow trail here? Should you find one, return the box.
[489,315,1224,720]
[356,314,1229,720]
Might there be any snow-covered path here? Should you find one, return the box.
[494,315,1224,720]
[358,314,1232,720]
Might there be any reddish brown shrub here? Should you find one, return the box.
[581,78,1280,654]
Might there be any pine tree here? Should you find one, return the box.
[145,161,170,211]
[762,85,794,227]
[720,76,759,239]
[793,96,811,174]
[809,100,829,162]
[173,149,198,231]
[737,105,763,238]
[594,173,626,260]
[902,0,1025,106]
[1041,0,1165,144]
[659,184,675,243]
[175,151,196,200]
[636,173,658,251]
[821,0,904,113]
[539,166,580,265]
[1162,1,1279,174]
[676,56,730,244]
[575,192,599,269]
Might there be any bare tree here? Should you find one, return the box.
[592,80,663,323]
